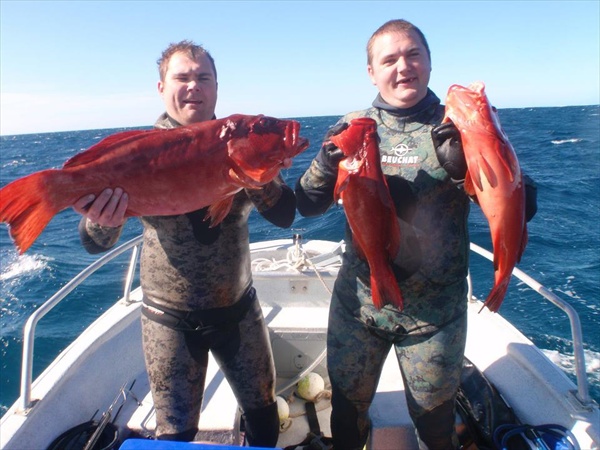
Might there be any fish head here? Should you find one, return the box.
[443,82,499,131]
[329,118,378,159]
[222,114,309,185]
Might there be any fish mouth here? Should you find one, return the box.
[285,121,309,155]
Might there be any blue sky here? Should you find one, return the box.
[1,0,598,135]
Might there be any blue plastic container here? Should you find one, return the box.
[119,439,282,450]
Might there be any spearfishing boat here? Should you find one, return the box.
[0,236,598,449]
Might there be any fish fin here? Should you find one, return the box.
[63,129,153,168]
[463,173,477,197]
[495,140,517,183]
[228,167,264,189]
[334,167,351,202]
[370,268,404,311]
[0,170,62,254]
[206,196,235,226]
[482,278,510,313]
[477,154,499,189]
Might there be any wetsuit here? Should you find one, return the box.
[296,90,517,450]
[79,113,294,445]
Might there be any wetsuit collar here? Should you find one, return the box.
[153,113,218,130]
[372,89,440,117]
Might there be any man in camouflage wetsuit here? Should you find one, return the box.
[72,40,292,446]
[295,20,537,450]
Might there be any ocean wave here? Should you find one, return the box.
[0,253,51,282]
[551,138,583,145]
[542,348,600,382]
[1,159,27,170]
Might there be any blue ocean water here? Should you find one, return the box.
[1,107,599,417]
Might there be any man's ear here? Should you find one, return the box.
[367,65,377,86]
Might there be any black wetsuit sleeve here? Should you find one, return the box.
[246,178,296,229]
[295,159,337,217]
[258,184,296,228]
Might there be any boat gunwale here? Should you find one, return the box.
[7,236,596,416]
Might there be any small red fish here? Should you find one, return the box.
[331,118,403,310]
[0,114,309,254]
[443,82,528,312]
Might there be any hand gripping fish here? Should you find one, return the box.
[330,118,404,310]
[0,114,309,254]
[443,82,528,312]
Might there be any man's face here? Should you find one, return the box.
[367,30,431,109]
[158,51,218,125]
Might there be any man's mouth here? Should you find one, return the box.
[397,77,417,85]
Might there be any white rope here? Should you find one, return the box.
[251,243,342,279]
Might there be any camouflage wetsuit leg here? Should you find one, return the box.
[327,271,467,450]
[141,293,278,445]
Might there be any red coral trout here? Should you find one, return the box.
[443,82,528,312]
[0,114,309,254]
[331,118,403,310]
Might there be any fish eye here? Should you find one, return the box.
[253,117,277,134]
[259,117,275,127]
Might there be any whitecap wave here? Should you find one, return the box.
[0,253,51,282]
[542,348,600,381]
[551,138,583,145]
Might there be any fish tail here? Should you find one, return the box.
[370,269,404,311]
[0,170,61,254]
[482,277,510,312]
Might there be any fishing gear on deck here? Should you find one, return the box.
[46,381,135,450]
[455,359,581,450]
[492,423,580,450]
[46,420,119,450]
[82,383,128,450]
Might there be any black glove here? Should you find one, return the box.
[431,122,467,186]
[315,122,349,175]
[524,174,538,222]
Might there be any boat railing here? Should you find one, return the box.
[18,235,143,412]
[16,237,593,412]
[468,242,592,407]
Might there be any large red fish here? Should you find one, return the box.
[331,118,403,310]
[0,114,309,254]
[443,82,528,312]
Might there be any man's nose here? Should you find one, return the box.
[187,80,203,91]
[396,57,409,73]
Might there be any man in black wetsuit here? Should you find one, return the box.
[72,40,293,446]
[295,20,537,450]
